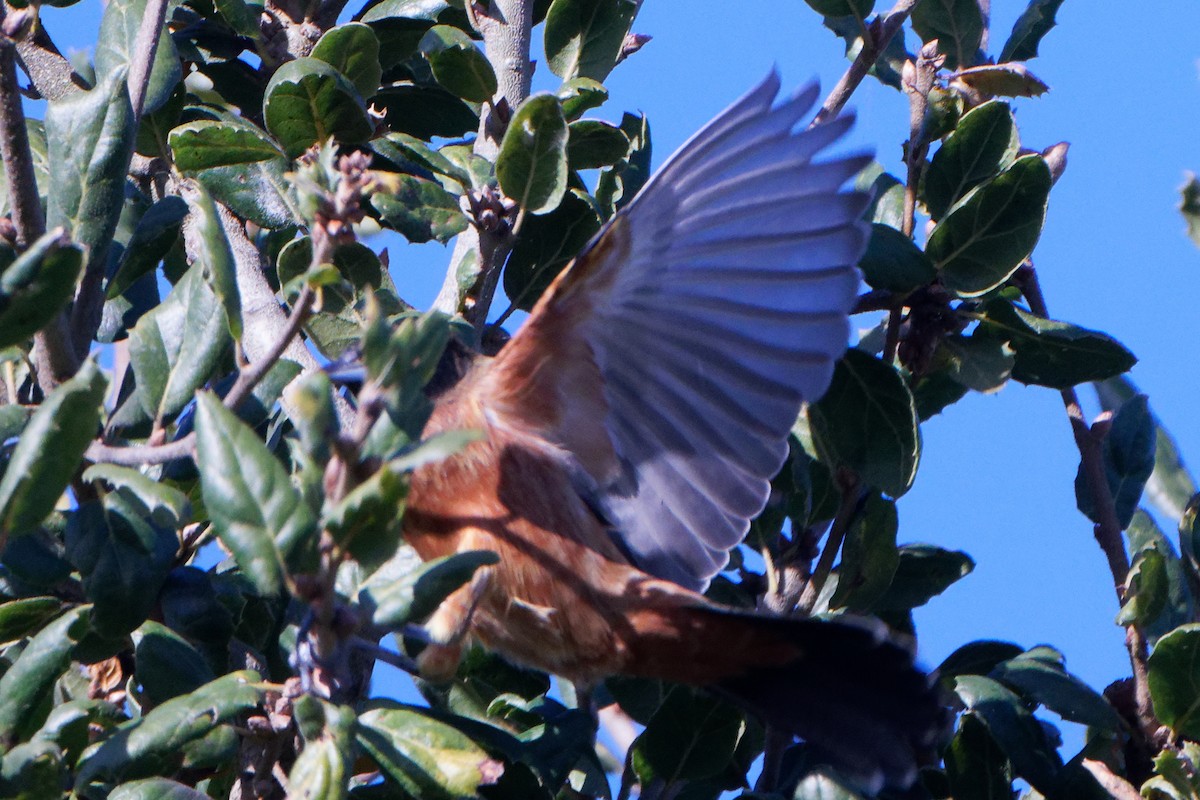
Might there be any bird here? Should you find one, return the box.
[400,71,946,792]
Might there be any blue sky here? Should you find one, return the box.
[42,0,1200,749]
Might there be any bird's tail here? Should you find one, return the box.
[626,603,949,793]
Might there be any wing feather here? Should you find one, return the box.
[482,71,868,590]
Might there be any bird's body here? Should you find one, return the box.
[400,73,946,790]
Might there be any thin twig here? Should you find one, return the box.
[84,285,317,466]
[224,284,314,410]
[798,471,862,614]
[1014,265,1157,735]
[813,0,919,125]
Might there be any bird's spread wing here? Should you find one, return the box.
[482,71,870,591]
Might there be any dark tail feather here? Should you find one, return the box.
[698,608,949,793]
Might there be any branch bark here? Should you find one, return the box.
[1015,265,1157,738]
[813,0,919,126]
[126,0,170,120]
[4,3,88,102]
[0,12,78,391]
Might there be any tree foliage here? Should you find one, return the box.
[0,0,1193,798]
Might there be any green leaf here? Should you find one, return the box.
[312,23,383,100]
[503,188,601,310]
[911,0,984,70]
[1000,0,1065,62]
[990,649,1122,731]
[0,360,104,537]
[357,705,502,799]
[128,262,231,420]
[263,58,373,157]
[0,606,90,748]
[195,393,318,596]
[1118,546,1168,626]
[856,163,904,230]
[419,25,498,104]
[373,174,469,244]
[595,112,650,216]
[557,77,608,120]
[184,182,242,338]
[110,778,213,800]
[954,674,1062,791]
[924,101,1019,221]
[323,464,407,570]
[944,713,1011,800]
[939,333,1014,393]
[1074,394,1154,530]
[132,621,215,705]
[544,0,638,82]
[169,119,297,229]
[1145,745,1200,800]
[1182,172,1200,250]
[45,73,136,278]
[0,597,62,645]
[106,196,188,299]
[809,349,921,497]
[75,671,263,788]
[0,229,84,349]
[0,739,65,800]
[66,494,178,637]
[288,700,354,800]
[567,119,629,170]
[792,770,866,800]
[1125,511,1196,645]
[361,0,455,22]
[804,0,874,19]
[630,687,745,785]
[94,0,182,115]
[1148,624,1200,739]
[951,63,1050,100]
[938,640,1025,678]
[1096,377,1197,521]
[979,300,1137,389]
[372,133,471,186]
[830,492,900,612]
[362,550,498,629]
[927,155,1051,296]
[376,85,479,141]
[875,543,974,612]
[857,223,935,293]
[496,94,569,215]
[81,464,192,529]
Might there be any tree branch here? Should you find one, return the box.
[813,0,919,126]
[4,3,88,101]
[432,0,534,318]
[0,12,78,391]
[1014,265,1157,736]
